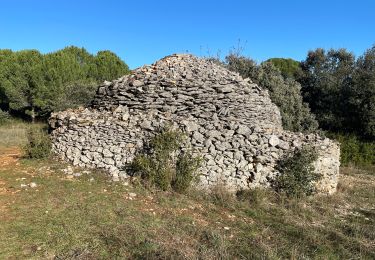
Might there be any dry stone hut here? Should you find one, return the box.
[49,54,340,193]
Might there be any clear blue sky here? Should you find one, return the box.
[1,0,374,69]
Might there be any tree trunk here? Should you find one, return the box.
[31,107,35,123]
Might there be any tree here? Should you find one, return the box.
[298,48,356,132]
[258,62,318,132]
[52,80,98,112]
[43,46,95,87]
[266,58,302,79]
[41,47,130,113]
[351,45,375,139]
[41,46,97,114]
[225,54,318,132]
[0,50,45,122]
[0,49,13,110]
[0,46,131,120]
[94,50,130,81]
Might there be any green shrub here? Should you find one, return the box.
[130,128,201,192]
[329,133,375,166]
[173,152,202,193]
[23,127,51,159]
[0,109,11,125]
[274,146,321,198]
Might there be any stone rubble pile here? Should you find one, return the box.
[49,54,340,193]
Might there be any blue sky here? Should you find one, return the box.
[0,0,374,69]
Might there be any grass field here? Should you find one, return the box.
[0,122,374,259]
[0,121,45,147]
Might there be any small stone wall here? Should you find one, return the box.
[49,54,340,193]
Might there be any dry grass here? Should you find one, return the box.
[0,121,45,147]
[0,123,374,259]
[0,153,373,259]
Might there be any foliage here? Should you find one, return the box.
[298,48,356,134]
[266,58,302,79]
[294,45,375,140]
[0,50,45,122]
[173,152,202,192]
[225,54,260,80]
[222,44,375,140]
[130,129,201,192]
[52,80,98,112]
[0,46,130,120]
[275,146,320,197]
[351,45,375,139]
[225,54,318,132]
[23,126,51,159]
[0,109,11,124]
[94,50,131,82]
[329,133,375,166]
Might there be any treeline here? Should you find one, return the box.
[219,45,375,141]
[298,47,374,140]
[0,46,130,121]
[1,45,374,142]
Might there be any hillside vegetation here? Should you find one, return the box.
[0,46,130,121]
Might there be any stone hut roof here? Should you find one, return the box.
[91,54,282,131]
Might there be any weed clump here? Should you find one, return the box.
[236,188,275,207]
[130,128,201,193]
[23,126,51,159]
[0,109,11,125]
[329,133,375,167]
[274,146,321,197]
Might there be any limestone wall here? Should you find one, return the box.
[49,54,340,193]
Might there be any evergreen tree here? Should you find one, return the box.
[352,46,375,139]
[0,50,45,121]
[299,48,356,132]
[0,49,13,109]
[0,46,130,119]
[266,58,302,79]
[94,50,130,81]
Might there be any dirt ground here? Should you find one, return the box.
[0,147,21,168]
[0,147,22,219]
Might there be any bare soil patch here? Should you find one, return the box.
[0,147,22,218]
[0,146,21,168]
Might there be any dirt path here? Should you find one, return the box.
[0,146,21,169]
[0,146,21,195]
[0,147,22,218]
